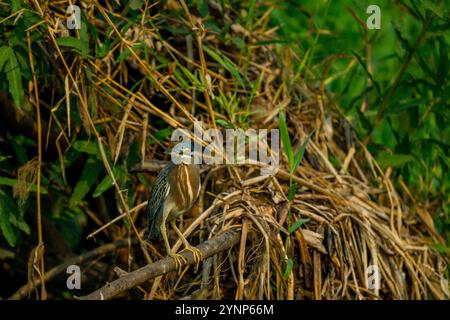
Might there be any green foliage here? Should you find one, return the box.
[0,189,30,247]
[272,0,450,241]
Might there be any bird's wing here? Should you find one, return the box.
[145,163,173,239]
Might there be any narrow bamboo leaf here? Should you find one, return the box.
[283,259,293,280]
[72,140,99,155]
[377,153,415,167]
[356,107,372,131]
[0,46,11,71]
[57,36,88,58]
[203,46,245,88]
[93,166,124,198]
[116,43,145,63]
[216,119,235,129]
[296,47,311,77]
[278,108,293,168]
[292,130,315,174]
[69,158,102,208]
[9,214,30,235]
[129,0,144,10]
[253,40,288,46]
[246,0,256,29]
[288,218,310,234]
[79,13,90,58]
[0,191,17,247]
[288,183,297,201]
[352,51,381,98]
[0,177,48,194]
[5,51,24,108]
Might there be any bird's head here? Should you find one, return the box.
[166,142,198,165]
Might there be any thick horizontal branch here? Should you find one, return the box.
[79,230,240,300]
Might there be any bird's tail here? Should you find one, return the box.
[145,217,161,240]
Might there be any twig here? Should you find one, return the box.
[79,230,240,300]
[27,30,46,300]
[86,201,148,239]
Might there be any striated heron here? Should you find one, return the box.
[145,142,202,268]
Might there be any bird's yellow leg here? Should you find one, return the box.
[160,219,186,272]
[170,221,203,270]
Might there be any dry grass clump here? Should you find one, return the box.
[11,0,448,299]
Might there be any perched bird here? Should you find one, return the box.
[145,143,202,267]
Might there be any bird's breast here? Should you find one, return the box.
[167,164,200,218]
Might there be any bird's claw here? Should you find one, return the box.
[168,251,187,273]
[181,245,203,270]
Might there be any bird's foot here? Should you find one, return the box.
[168,251,187,273]
[181,245,203,270]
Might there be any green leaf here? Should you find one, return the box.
[283,259,293,280]
[197,0,209,17]
[0,177,48,194]
[432,243,450,254]
[11,0,23,12]
[356,107,372,131]
[72,140,99,155]
[203,46,245,88]
[129,0,144,10]
[423,2,445,18]
[79,13,90,59]
[57,36,88,58]
[97,38,111,59]
[278,108,293,168]
[246,0,256,29]
[4,49,24,108]
[173,68,190,88]
[0,46,11,71]
[392,23,412,54]
[295,47,311,78]
[116,43,145,64]
[154,128,174,141]
[92,175,113,198]
[178,64,202,87]
[0,155,12,163]
[10,214,30,235]
[93,166,124,198]
[352,51,381,98]
[69,157,102,208]
[0,191,17,247]
[436,37,449,87]
[287,183,297,201]
[288,218,310,234]
[253,40,289,46]
[292,130,315,174]
[216,119,235,129]
[376,153,415,167]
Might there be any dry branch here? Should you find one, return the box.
[9,239,136,300]
[79,230,240,300]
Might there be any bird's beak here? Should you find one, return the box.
[130,160,168,173]
[130,163,145,173]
